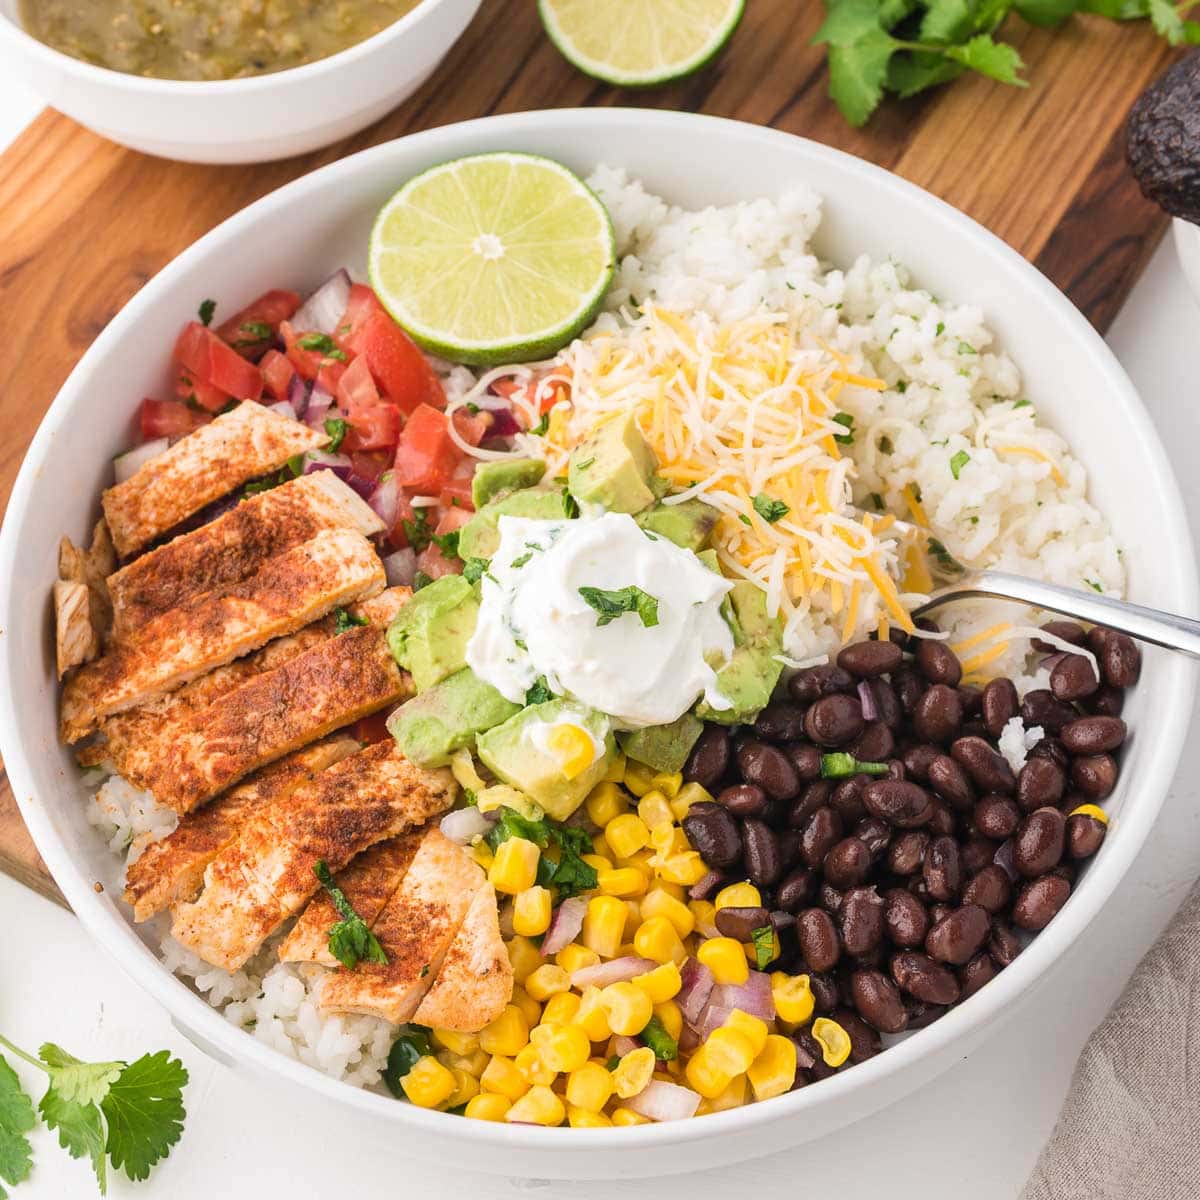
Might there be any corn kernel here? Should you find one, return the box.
[565,1060,614,1112]
[715,881,762,910]
[465,1092,510,1122]
[581,895,627,958]
[582,852,613,872]
[637,790,674,832]
[622,761,657,797]
[479,1004,530,1057]
[531,1022,591,1073]
[541,991,582,1025]
[685,1045,732,1099]
[724,1010,769,1058]
[447,1067,480,1108]
[586,782,628,827]
[544,723,596,779]
[576,986,612,1042]
[437,1047,488,1077]
[697,1072,748,1114]
[613,1046,656,1098]
[505,1084,565,1126]
[506,935,542,985]
[512,885,553,937]
[633,916,686,965]
[633,961,682,1004]
[640,888,695,937]
[515,1043,557,1086]
[671,782,712,822]
[602,753,627,783]
[688,899,717,931]
[1069,802,1109,824]
[510,986,542,1029]
[432,1028,480,1057]
[568,1104,613,1128]
[653,999,683,1041]
[597,867,648,898]
[697,937,750,985]
[748,1034,797,1101]
[611,1106,652,1126]
[489,836,540,894]
[591,833,614,860]
[605,813,651,859]
[600,981,654,1037]
[659,852,708,886]
[622,900,642,940]
[556,943,600,975]
[649,823,686,855]
[470,842,494,870]
[525,964,571,1003]
[812,1017,852,1068]
[401,1056,456,1108]
[480,1054,530,1101]
[651,771,683,799]
[707,1026,757,1077]
[771,972,815,1025]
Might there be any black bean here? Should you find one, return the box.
[776,828,802,866]
[960,836,998,876]
[714,905,771,941]
[981,678,1019,739]
[801,806,844,868]
[886,759,907,781]
[819,883,845,915]
[989,920,1022,967]
[683,725,730,789]
[742,818,783,887]
[925,904,991,965]
[786,743,825,782]
[951,736,1016,794]
[958,686,983,718]
[1101,632,1141,688]
[883,888,930,947]
[788,780,833,829]
[893,665,928,717]
[862,779,936,828]
[848,720,895,763]
[1016,756,1066,813]
[1032,620,1087,652]
[887,830,929,876]
[1020,689,1078,735]
[840,886,884,956]
[1066,812,1107,859]
[1086,686,1126,717]
[830,777,868,826]
[823,837,872,889]
[737,740,801,801]
[797,908,841,973]
[1071,754,1118,800]
[905,1001,949,1029]
[852,817,892,862]
[837,639,904,678]
[867,679,903,731]
[717,783,769,818]
[1050,653,1100,701]
[788,663,855,704]
[1013,875,1071,930]
[776,866,817,913]
[923,836,963,901]
[831,1007,882,1063]
[902,743,940,782]
[961,865,1012,914]
[1061,715,1126,755]
[1012,808,1066,878]
[681,802,742,868]
[804,694,865,748]
[927,754,975,811]
[915,639,963,687]
[958,952,998,999]
[890,951,960,1005]
[850,968,909,1033]
[974,794,1020,839]
[808,972,840,1014]
[913,684,964,744]
[753,702,808,743]
[1028,736,1069,770]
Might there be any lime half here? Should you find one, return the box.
[539,0,744,88]
[368,152,616,367]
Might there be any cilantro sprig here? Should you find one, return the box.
[485,809,599,900]
[296,332,348,362]
[0,1033,187,1195]
[752,493,790,524]
[578,585,660,629]
[750,925,778,970]
[313,860,388,970]
[333,607,368,635]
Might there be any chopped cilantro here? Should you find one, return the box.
[752,493,790,524]
[832,412,856,445]
[949,450,970,480]
[323,417,348,453]
[1013,399,1033,409]
[430,529,461,559]
[869,492,885,511]
[578,585,660,629]
[197,299,215,326]
[878,435,894,454]
[511,551,534,569]
[1085,579,1104,593]
[313,860,388,970]
[576,457,595,470]
[896,381,908,394]
[485,809,598,900]
[957,341,977,355]
[401,508,433,553]
[738,514,752,526]
[296,332,347,362]
[333,608,368,635]
[750,925,777,970]
[412,571,433,593]
[463,557,489,584]
[935,321,945,336]
[525,678,554,705]
[926,537,965,575]
[234,321,272,347]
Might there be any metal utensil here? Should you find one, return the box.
[914,569,1200,660]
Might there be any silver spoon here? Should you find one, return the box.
[913,569,1200,659]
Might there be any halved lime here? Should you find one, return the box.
[368,152,616,367]
[539,0,744,88]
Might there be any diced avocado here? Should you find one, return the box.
[695,582,785,725]
[635,499,719,552]
[385,576,479,693]
[476,699,616,821]
[619,712,704,775]
[471,458,547,509]
[457,488,567,560]
[387,668,521,767]
[567,412,659,514]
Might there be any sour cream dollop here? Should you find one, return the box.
[466,512,734,728]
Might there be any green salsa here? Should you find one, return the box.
[18,0,423,81]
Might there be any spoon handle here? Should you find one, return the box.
[914,569,1200,660]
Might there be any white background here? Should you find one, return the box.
[1,82,1198,1200]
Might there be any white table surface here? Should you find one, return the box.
[2,81,1199,1200]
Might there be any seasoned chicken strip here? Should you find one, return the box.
[278,833,423,967]
[171,743,456,970]
[122,737,359,922]
[318,829,485,1023]
[102,402,327,558]
[60,528,385,741]
[58,520,116,650]
[107,473,384,639]
[54,580,99,678]
[413,883,513,1032]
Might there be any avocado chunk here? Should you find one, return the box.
[457,488,568,560]
[619,712,704,775]
[635,499,719,552]
[387,668,521,767]
[695,582,785,725]
[385,575,479,693]
[567,412,659,514]
[476,699,616,821]
[471,458,547,510]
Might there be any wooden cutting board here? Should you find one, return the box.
[0,1,1176,908]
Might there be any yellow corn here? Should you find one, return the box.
[654,879,686,901]
[582,852,613,872]
[671,782,712,822]
[640,888,695,937]
[725,1010,769,1058]
[613,1046,656,1098]
[1069,802,1109,824]
[566,1061,614,1112]
[622,900,643,940]
[512,885,553,937]
[606,813,651,858]
[697,1072,748,1114]
[656,851,709,886]
[771,972,815,1025]
[515,1043,557,1087]
[623,761,658,797]
[637,790,674,832]
[480,1054,530,1101]
[651,771,684,799]
[612,1106,652,1126]
[812,1017,852,1068]
[432,1028,479,1057]
[697,937,750,985]
[688,899,717,931]
[685,1046,732,1100]
[653,999,683,1041]
[437,1047,488,1078]
[715,882,762,910]
[600,981,654,1037]
[576,986,613,1042]
[531,1022,591,1073]
[581,895,627,958]
[586,782,628,827]
[602,753,627,783]
[541,991,582,1026]
[597,867,648,898]
[568,1104,614,1128]
[525,964,571,1003]
[506,935,542,985]
[556,943,600,975]
[401,1056,456,1108]
[591,832,615,861]
[470,842,495,871]
[708,1026,758,1076]
[633,961,682,1004]
[509,986,542,1029]
[633,916,686,965]
[748,1035,798,1101]
[465,1092,510,1122]
[505,1084,565,1126]
[489,836,541,894]
[479,1004,530,1057]
[447,1067,480,1108]
[649,824,688,855]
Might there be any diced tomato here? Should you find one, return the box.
[174,369,230,413]
[280,320,347,395]
[489,378,524,400]
[394,403,461,493]
[348,450,390,486]
[259,349,296,403]
[451,407,491,447]
[139,397,209,440]
[384,489,418,550]
[215,289,300,360]
[343,404,402,453]
[346,309,444,414]
[175,321,264,402]
[439,480,475,512]
[347,711,392,745]
[416,541,463,580]
[336,354,380,413]
[334,283,384,347]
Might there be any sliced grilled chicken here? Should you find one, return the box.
[170,743,456,970]
[54,580,99,678]
[413,883,513,1032]
[123,737,359,922]
[102,401,327,558]
[60,528,385,741]
[318,828,485,1023]
[58,520,116,652]
[107,473,384,640]
[278,833,423,967]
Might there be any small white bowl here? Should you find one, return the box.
[1,110,1195,1177]
[0,0,480,163]
[1174,218,1200,307]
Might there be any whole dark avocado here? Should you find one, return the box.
[1127,51,1200,226]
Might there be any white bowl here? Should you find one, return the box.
[1,110,1195,1178]
[1174,218,1200,308]
[0,0,480,163]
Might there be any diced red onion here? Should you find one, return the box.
[688,869,725,902]
[292,268,352,335]
[570,956,656,990]
[612,1035,640,1058]
[368,471,400,529]
[676,958,715,1026]
[712,972,775,1022]
[267,399,298,421]
[484,408,522,440]
[624,1081,702,1122]
[302,450,352,480]
[344,470,378,500]
[113,438,169,483]
[439,805,495,845]
[678,1025,701,1055]
[304,390,334,429]
[857,680,879,721]
[696,1000,734,1039]
[382,548,417,588]
[994,838,1018,881]
[541,896,587,956]
[287,374,313,418]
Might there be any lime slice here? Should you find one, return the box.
[368,152,616,367]
[539,0,744,87]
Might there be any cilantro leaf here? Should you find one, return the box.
[0,1053,35,1198]
[197,299,216,327]
[323,417,348,453]
[313,861,388,970]
[463,557,489,584]
[1014,0,1079,25]
[545,825,599,901]
[38,1083,106,1194]
[944,34,1027,84]
[832,412,856,445]
[919,0,972,42]
[752,494,790,524]
[99,1052,188,1184]
[412,571,433,593]
[813,0,884,45]
[826,30,900,126]
[1078,0,1146,15]
[402,508,433,553]
[887,51,965,98]
[525,678,555,705]
[37,1046,122,1109]
[1147,0,1186,40]
[578,585,660,629]
[333,607,368,635]
[949,449,970,479]
[430,529,461,559]
[926,536,966,576]
[296,332,348,361]
[750,926,777,970]
[486,809,550,851]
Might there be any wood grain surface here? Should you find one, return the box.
[0,0,1176,905]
